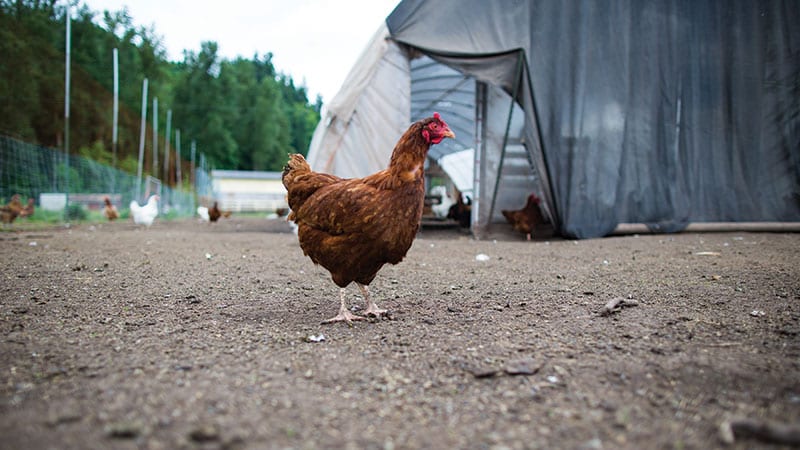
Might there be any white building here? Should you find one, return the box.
[211,170,287,212]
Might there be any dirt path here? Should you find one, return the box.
[1,218,799,449]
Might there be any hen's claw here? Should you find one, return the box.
[321,285,390,324]
[321,310,365,324]
[364,305,388,318]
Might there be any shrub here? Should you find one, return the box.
[65,203,88,221]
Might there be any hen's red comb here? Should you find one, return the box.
[433,112,440,120]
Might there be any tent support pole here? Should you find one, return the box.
[487,52,524,224]
[519,52,561,234]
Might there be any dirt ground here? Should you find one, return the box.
[0,217,798,449]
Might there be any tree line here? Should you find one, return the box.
[0,0,322,185]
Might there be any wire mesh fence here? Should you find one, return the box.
[0,135,207,220]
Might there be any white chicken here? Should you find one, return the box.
[430,185,454,219]
[197,206,210,222]
[129,195,159,226]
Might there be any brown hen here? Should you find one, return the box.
[208,201,231,222]
[0,194,24,224]
[103,196,119,221]
[282,113,455,323]
[502,193,545,241]
[18,198,35,218]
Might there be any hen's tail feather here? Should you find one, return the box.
[282,154,342,216]
[282,154,311,182]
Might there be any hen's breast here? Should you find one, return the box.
[297,178,425,286]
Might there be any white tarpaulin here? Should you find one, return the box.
[305,23,410,178]
[437,148,474,195]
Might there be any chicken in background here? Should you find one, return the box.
[129,194,159,227]
[1,195,22,224]
[429,185,454,219]
[447,190,472,229]
[0,207,15,224]
[208,201,231,222]
[18,198,35,219]
[282,113,455,324]
[103,196,119,221]
[502,193,545,241]
[197,206,210,222]
[7,194,23,214]
[265,207,288,220]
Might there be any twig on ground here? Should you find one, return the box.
[599,297,639,316]
[703,342,740,347]
[719,418,800,446]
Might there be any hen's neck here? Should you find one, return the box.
[388,133,429,180]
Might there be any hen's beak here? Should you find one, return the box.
[443,128,456,139]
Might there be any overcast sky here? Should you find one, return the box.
[81,0,400,103]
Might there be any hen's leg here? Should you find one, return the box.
[321,288,365,324]
[358,283,387,318]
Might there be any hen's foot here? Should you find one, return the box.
[356,283,389,319]
[321,310,365,325]
[322,288,367,324]
[364,305,388,318]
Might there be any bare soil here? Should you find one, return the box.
[1,217,799,449]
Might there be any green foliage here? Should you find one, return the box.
[78,141,112,165]
[118,155,139,175]
[0,0,320,179]
[15,207,124,227]
[160,209,181,221]
[65,203,87,221]
[29,208,63,224]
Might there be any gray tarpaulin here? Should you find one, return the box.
[387,0,799,238]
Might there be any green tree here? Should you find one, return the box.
[226,55,291,171]
[172,42,238,168]
[0,1,321,182]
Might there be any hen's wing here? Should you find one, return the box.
[526,203,544,227]
[105,205,119,220]
[292,175,408,286]
[502,209,531,234]
[293,176,389,236]
[129,202,143,224]
[502,209,517,224]
[144,199,159,221]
